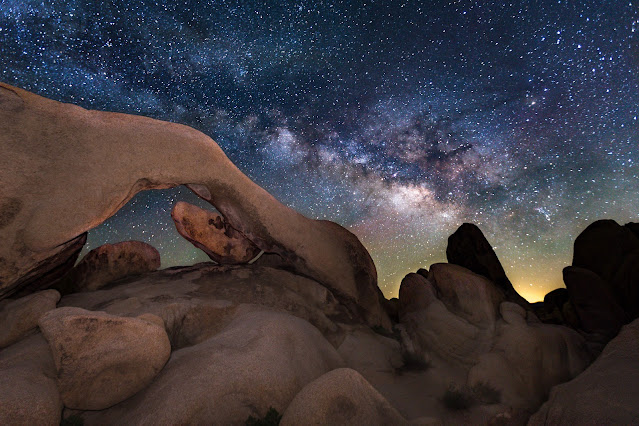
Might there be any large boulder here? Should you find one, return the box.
[563,266,625,337]
[446,223,527,306]
[427,263,504,327]
[55,241,161,294]
[171,201,261,264]
[0,334,62,425]
[529,318,639,425]
[281,368,407,426]
[0,289,60,348]
[468,302,591,412]
[571,219,639,284]
[38,307,171,410]
[79,310,344,425]
[0,82,388,328]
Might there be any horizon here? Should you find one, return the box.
[2,1,637,302]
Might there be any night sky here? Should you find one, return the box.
[2,1,638,301]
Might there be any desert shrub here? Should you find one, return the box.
[245,407,282,426]
[442,385,474,411]
[60,414,84,426]
[394,351,431,375]
[471,381,501,404]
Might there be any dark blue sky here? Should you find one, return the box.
[2,0,637,300]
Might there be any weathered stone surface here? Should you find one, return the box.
[281,368,407,426]
[468,317,590,412]
[446,223,527,306]
[529,319,639,425]
[398,273,438,317]
[56,241,160,294]
[80,310,344,425]
[500,301,526,326]
[428,263,504,327]
[0,334,62,425]
[0,289,60,348]
[0,82,388,328]
[563,266,625,336]
[38,307,171,410]
[171,201,261,264]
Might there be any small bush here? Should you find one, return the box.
[471,381,501,404]
[442,385,474,411]
[60,414,84,426]
[394,351,431,375]
[245,407,282,426]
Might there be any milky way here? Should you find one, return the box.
[2,1,638,301]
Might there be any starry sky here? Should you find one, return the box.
[2,1,638,302]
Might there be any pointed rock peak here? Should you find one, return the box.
[446,223,528,307]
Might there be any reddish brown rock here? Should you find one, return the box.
[38,307,171,410]
[171,201,261,264]
[56,241,161,294]
[0,289,60,348]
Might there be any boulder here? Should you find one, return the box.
[398,273,438,316]
[428,263,504,327]
[38,307,171,410]
[0,82,388,328]
[281,368,406,426]
[0,289,60,348]
[0,334,62,425]
[563,266,625,336]
[171,201,261,264]
[446,223,527,306]
[55,241,160,294]
[80,310,344,425]
[571,219,639,283]
[468,310,591,412]
[529,318,639,425]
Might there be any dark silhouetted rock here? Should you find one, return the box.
[563,266,625,337]
[416,268,429,279]
[56,241,161,294]
[446,223,528,307]
[398,273,437,317]
[171,201,261,264]
[625,222,639,239]
[572,219,639,283]
[529,318,639,425]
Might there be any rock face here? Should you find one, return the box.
[529,318,639,425]
[0,82,388,328]
[446,223,528,307]
[171,201,261,264]
[55,241,161,294]
[80,310,344,425]
[38,307,171,410]
[398,266,590,414]
[0,334,62,425]
[0,289,60,348]
[281,368,407,426]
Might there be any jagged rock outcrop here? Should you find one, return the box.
[0,289,60,348]
[55,241,161,294]
[529,318,639,425]
[446,223,528,307]
[38,307,171,410]
[281,368,407,425]
[171,201,262,264]
[0,83,388,328]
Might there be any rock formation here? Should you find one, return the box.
[446,223,528,307]
[171,201,261,264]
[55,241,161,294]
[0,289,60,348]
[529,318,639,425]
[0,82,389,328]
